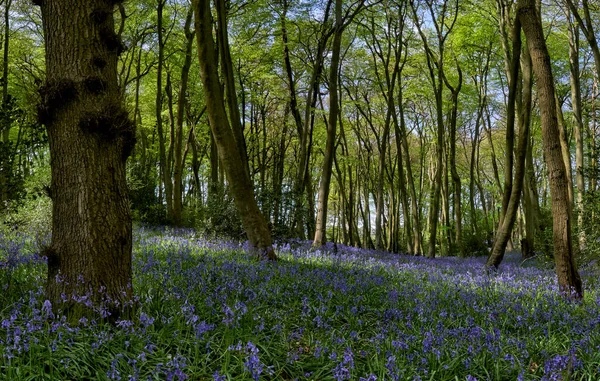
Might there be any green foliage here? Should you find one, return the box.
[535,207,555,263]
[196,190,244,240]
[576,191,600,265]
[460,231,490,257]
[1,164,51,240]
[127,169,167,226]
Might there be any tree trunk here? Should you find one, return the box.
[564,0,600,86]
[215,0,248,178]
[272,105,289,228]
[568,15,586,249]
[443,63,463,253]
[193,0,276,260]
[314,0,343,247]
[486,15,525,269]
[172,7,194,226]
[155,0,173,221]
[518,0,582,297]
[0,0,12,207]
[410,0,458,258]
[519,48,537,260]
[38,0,135,320]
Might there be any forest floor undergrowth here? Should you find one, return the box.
[1,226,600,380]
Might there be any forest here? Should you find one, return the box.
[1,0,600,379]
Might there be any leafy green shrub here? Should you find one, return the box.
[460,231,490,257]
[575,191,600,265]
[197,191,244,240]
[1,165,51,243]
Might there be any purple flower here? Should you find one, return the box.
[359,375,377,381]
[244,342,264,381]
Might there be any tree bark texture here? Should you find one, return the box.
[518,0,583,297]
[38,0,135,320]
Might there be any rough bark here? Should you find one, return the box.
[38,0,135,320]
[518,0,583,297]
[193,0,276,260]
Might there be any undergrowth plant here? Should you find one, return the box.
[1,227,600,380]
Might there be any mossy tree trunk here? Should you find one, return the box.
[193,0,276,260]
[37,0,135,320]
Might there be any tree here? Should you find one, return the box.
[410,0,459,258]
[172,7,194,226]
[314,0,367,246]
[192,0,276,260]
[36,0,136,319]
[518,0,583,297]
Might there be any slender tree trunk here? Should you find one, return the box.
[591,77,598,194]
[410,0,458,257]
[156,0,173,220]
[272,105,289,228]
[444,64,463,253]
[470,88,485,236]
[172,8,194,226]
[564,0,600,85]
[556,94,575,211]
[518,48,536,260]
[0,0,12,207]
[291,3,331,238]
[193,0,275,260]
[518,0,582,297]
[314,0,343,247]
[568,15,586,249]
[38,0,135,320]
[487,16,525,268]
[1,0,10,144]
[398,87,422,255]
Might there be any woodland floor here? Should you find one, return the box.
[1,227,600,380]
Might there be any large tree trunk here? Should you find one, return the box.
[215,0,248,177]
[518,0,582,297]
[38,0,135,320]
[193,0,275,260]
